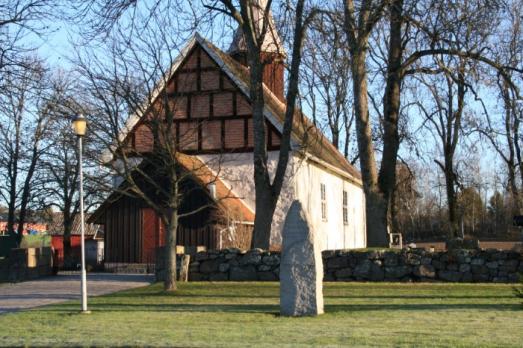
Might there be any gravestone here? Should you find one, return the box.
[280,200,324,316]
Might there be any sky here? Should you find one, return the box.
[19,1,511,206]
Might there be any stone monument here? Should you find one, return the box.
[280,200,324,316]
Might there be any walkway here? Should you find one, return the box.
[0,273,154,314]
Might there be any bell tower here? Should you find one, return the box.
[228,0,286,102]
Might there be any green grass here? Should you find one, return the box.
[0,282,522,347]
[19,234,51,248]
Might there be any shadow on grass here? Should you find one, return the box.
[36,301,522,315]
[325,295,517,299]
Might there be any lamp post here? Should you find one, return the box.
[72,114,90,314]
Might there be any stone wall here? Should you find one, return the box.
[0,247,54,283]
[155,248,523,283]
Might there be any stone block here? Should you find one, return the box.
[189,272,208,281]
[486,261,498,269]
[406,254,421,266]
[323,273,336,281]
[218,263,230,273]
[432,260,445,270]
[327,256,349,269]
[230,266,257,281]
[438,270,462,282]
[322,250,336,258]
[209,273,229,281]
[421,257,432,266]
[499,259,518,273]
[239,251,262,265]
[471,265,488,274]
[507,273,520,283]
[200,259,221,274]
[383,252,399,267]
[353,260,384,281]
[459,264,471,273]
[225,253,237,260]
[470,258,485,266]
[414,265,435,278]
[280,201,323,316]
[447,264,458,271]
[385,265,411,279]
[461,272,473,282]
[195,252,209,262]
[258,264,272,272]
[262,254,280,266]
[334,268,353,279]
[258,271,278,281]
[472,273,490,282]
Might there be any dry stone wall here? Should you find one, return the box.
[155,247,523,283]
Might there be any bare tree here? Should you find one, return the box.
[38,73,105,266]
[204,0,318,249]
[415,55,471,237]
[478,1,523,214]
[340,0,523,245]
[0,59,53,244]
[75,10,239,290]
[0,0,57,77]
[300,11,357,162]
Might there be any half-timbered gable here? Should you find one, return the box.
[129,44,281,156]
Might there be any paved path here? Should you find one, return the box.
[0,273,154,314]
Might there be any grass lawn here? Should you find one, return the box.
[19,234,51,248]
[0,282,522,347]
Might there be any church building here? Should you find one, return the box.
[90,4,366,264]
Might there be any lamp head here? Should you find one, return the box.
[72,114,87,137]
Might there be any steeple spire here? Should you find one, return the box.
[228,0,286,102]
[228,0,285,55]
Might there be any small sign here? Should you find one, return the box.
[389,233,403,249]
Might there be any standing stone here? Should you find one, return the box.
[280,200,324,316]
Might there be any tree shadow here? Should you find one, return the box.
[33,299,521,315]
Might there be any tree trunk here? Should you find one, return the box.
[377,0,403,243]
[16,125,41,242]
[444,158,458,239]
[164,209,178,291]
[351,48,387,247]
[365,190,389,246]
[63,213,74,268]
[252,187,276,250]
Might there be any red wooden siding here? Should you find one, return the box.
[104,196,142,263]
[51,235,84,267]
[141,208,159,264]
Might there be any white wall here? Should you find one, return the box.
[198,152,366,250]
[198,151,294,247]
[292,156,366,250]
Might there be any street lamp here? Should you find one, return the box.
[72,114,90,314]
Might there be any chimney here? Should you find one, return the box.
[228,0,286,102]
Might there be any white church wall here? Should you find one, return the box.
[198,152,295,247]
[292,156,366,250]
[198,151,366,250]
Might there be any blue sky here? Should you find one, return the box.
[21,3,508,205]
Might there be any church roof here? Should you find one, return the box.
[198,36,361,183]
[118,33,361,183]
